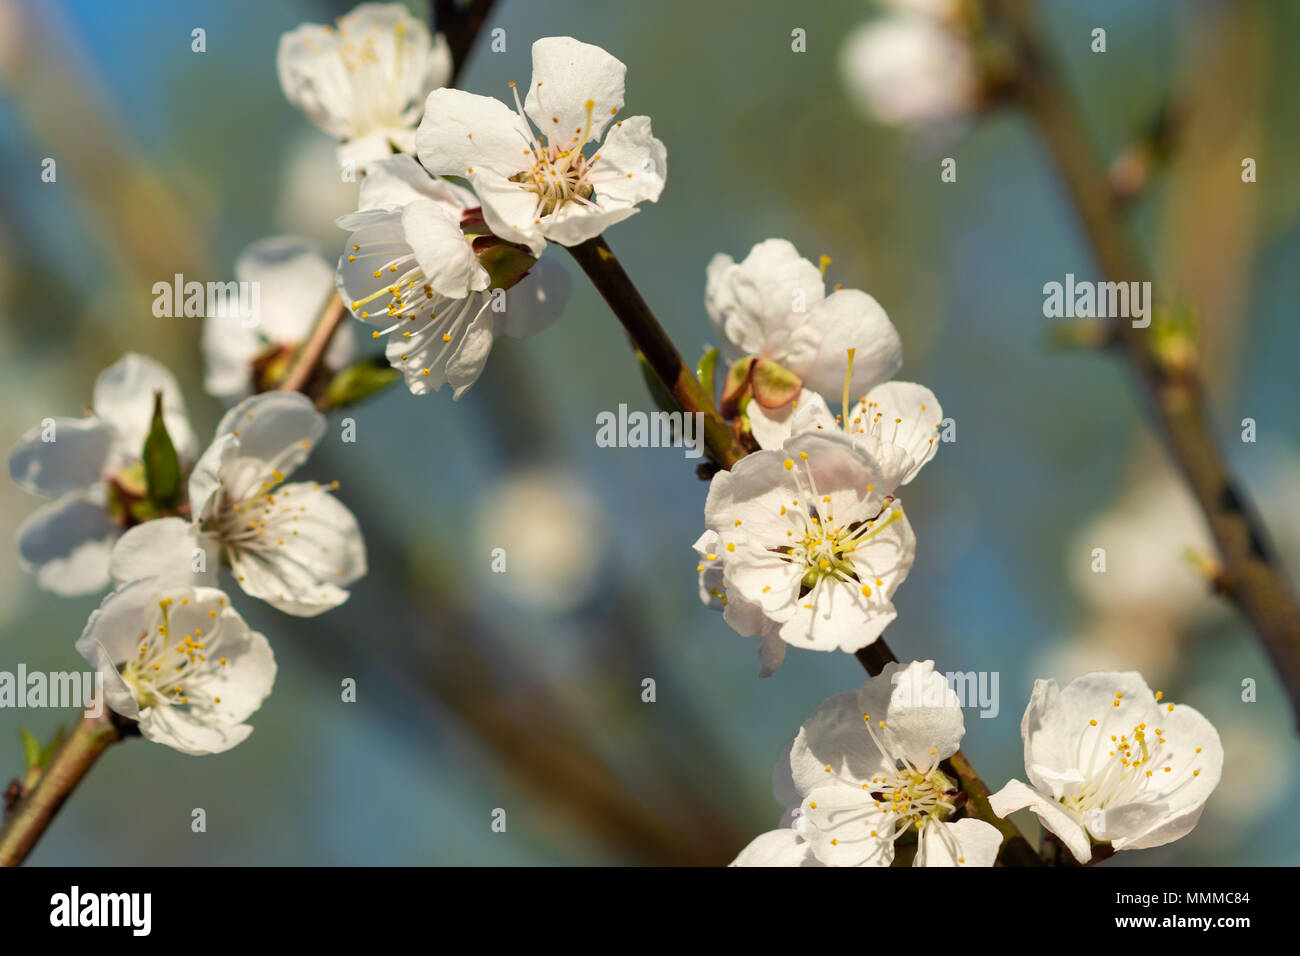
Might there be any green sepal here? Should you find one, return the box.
[142,391,181,510]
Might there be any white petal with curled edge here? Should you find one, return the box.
[92,353,198,466]
[16,493,118,596]
[201,313,263,399]
[859,660,965,771]
[705,240,826,367]
[211,392,325,499]
[988,778,1093,863]
[524,37,626,146]
[858,381,943,487]
[540,199,640,248]
[402,199,489,296]
[9,416,114,497]
[587,115,667,206]
[729,828,821,867]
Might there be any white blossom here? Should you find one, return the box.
[278,1,452,167]
[732,661,1002,867]
[698,431,915,661]
[9,354,197,595]
[77,578,276,755]
[336,154,569,397]
[415,36,666,256]
[989,671,1223,863]
[109,392,366,617]
[203,236,357,399]
[705,239,902,448]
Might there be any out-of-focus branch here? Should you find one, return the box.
[278,292,347,395]
[435,0,498,84]
[987,0,1300,726]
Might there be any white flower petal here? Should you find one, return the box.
[92,353,197,466]
[859,660,964,770]
[800,784,895,866]
[108,517,218,588]
[797,288,902,398]
[789,690,893,795]
[988,778,1093,863]
[729,828,821,867]
[416,87,534,179]
[209,392,325,501]
[523,37,626,145]
[705,240,826,368]
[228,482,366,617]
[9,416,114,497]
[16,493,118,596]
[587,115,666,207]
[401,198,489,296]
[495,258,571,339]
[917,818,1001,867]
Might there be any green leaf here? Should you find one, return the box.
[750,358,803,409]
[636,351,681,415]
[19,727,39,770]
[142,390,181,510]
[321,356,401,410]
[38,725,66,768]
[696,347,718,402]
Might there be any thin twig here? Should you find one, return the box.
[568,236,748,470]
[0,712,132,866]
[278,293,347,395]
[988,0,1300,725]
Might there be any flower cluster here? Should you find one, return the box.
[732,662,1221,867]
[695,240,941,673]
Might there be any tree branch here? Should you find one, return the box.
[0,711,133,867]
[987,0,1300,725]
[567,236,748,470]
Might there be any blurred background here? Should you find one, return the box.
[0,0,1297,865]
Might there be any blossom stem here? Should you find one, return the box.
[988,0,1300,726]
[0,711,133,867]
[278,292,348,397]
[855,641,1046,866]
[567,235,749,470]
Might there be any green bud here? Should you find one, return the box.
[142,390,181,511]
[321,356,401,411]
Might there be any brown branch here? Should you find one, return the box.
[0,712,133,867]
[277,292,347,395]
[567,236,749,470]
[987,0,1300,725]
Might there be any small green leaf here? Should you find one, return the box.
[696,347,718,402]
[321,356,401,410]
[19,727,39,770]
[750,358,803,409]
[38,725,66,768]
[637,351,681,415]
[142,390,181,510]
